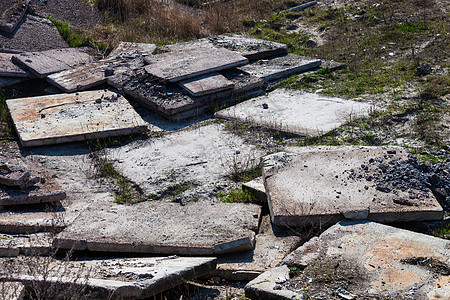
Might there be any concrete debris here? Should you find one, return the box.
[179,73,234,97]
[0,232,52,257]
[242,177,267,203]
[0,163,40,189]
[0,53,30,77]
[0,281,25,300]
[108,41,157,59]
[12,47,94,79]
[215,89,374,136]
[262,146,443,227]
[144,47,249,82]
[0,0,29,33]
[6,89,148,147]
[0,256,216,300]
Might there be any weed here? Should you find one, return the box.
[429,223,450,239]
[222,151,261,182]
[217,188,255,203]
[147,182,192,201]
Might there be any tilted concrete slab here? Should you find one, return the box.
[239,54,321,82]
[242,177,267,203]
[0,53,29,77]
[6,89,148,147]
[279,221,450,299]
[0,0,29,33]
[0,281,25,300]
[215,89,374,136]
[0,256,216,300]
[144,47,248,82]
[12,47,94,79]
[108,41,157,58]
[0,232,52,257]
[179,73,234,97]
[55,200,261,255]
[263,146,443,227]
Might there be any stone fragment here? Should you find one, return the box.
[242,177,267,203]
[215,89,374,136]
[12,47,94,79]
[55,200,261,255]
[0,53,29,77]
[179,73,234,97]
[0,0,29,33]
[239,54,321,82]
[6,89,148,147]
[262,146,443,227]
[0,232,52,257]
[108,42,157,58]
[144,47,248,82]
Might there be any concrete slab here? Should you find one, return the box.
[108,41,157,59]
[0,281,25,300]
[6,89,148,147]
[12,48,94,79]
[239,54,321,82]
[179,73,234,97]
[56,200,260,255]
[280,220,450,299]
[0,15,68,52]
[0,232,52,257]
[262,146,443,227]
[0,0,29,33]
[47,55,145,92]
[215,89,374,136]
[0,53,29,77]
[242,177,267,203]
[0,256,216,300]
[144,47,248,82]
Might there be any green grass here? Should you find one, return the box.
[217,188,255,203]
[430,224,450,239]
[146,182,192,201]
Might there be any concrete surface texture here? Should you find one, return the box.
[0,281,25,300]
[0,232,52,257]
[179,73,234,97]
[55,200,261,255]
[215,89,375,136]
[144,47,249,82]
[108,42,158,58]
[262,146,443,227]
[0,15,68,52]
[0,256,216,300]
[239,54,322,82]
[281,220,450,299]
[0,53,30,77]
[6,89,148,147]
[12,47,94,79]
[0,0,29,33]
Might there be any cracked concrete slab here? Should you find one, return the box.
[239,54,321,82]
[0,256,216,300]
[108,41,157,59]
[55,200,261,255]
[278,220,450,299]
[0,232,52,257]
[6,89,148,147]
[179,73,234,97]
[0,0,29,34]
[12,47,94,79]
[262,146,443,227]
[144,47,248,82]
[0,53,29,77]
[215,89,374,136]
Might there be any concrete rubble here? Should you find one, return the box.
[0,281,25,300]
[0,53,30,77]
[0,232,52,257]
[0,0,30,34]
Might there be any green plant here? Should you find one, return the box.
[217,188,255,203]
[430,223,450,239]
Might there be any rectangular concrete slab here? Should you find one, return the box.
[179,73,234,97]
[144,47,248,82]
[280,220,450,299]
[215,89,374,136]
[239,54,322,82]
[263,146,443,227]
[0,256,216,300]
[108,41,158,58]
[55,200,260,255]
[12,48,94,79]
[0,0,29,33]
[6,89,148,147]
[0,53,29,77]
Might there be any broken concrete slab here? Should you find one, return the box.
[0,15,68,52]
[55,200,261,255]
[108,41,157,59]
[0,232,52,257]
[144,47,248,82]
[6,89,148,147]
[239,54,321,82]
[179,73,234,97]
[0,0,29,34]
[280,220,450,299]
[215,215,303,281]
[0,53,29,77]
[0,256,216,300]
[12,47,94,79]
[0,281,25,300]
[215,89,374,136]
[242,177,267,203]
[262,146,443,227]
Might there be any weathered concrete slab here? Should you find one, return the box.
[0,281,25,300]
[0,76,27,88]
[278,220,450,299]
[108,41,157,59]
[0,232,52,257]
[0,53,29,77]
[263,146,443,227]
[179,73,234,97]
[215,89,374,136]
[109,68,263,121]
[47,55,144,92]
[144,47,248,82]
[242,177,267,203]
[6,89,148,147]
[0,0,29,33]
[0,15,68,52]
[12,48,94,79]
[215,215,303,281]
[239,54,321,82]
[0,256,216,300]
[55,200,261,255]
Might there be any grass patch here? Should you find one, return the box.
[429,223,450,239]
[217,188,255,203]
[147,182,192,201]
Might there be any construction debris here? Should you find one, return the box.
[0,0,29,34]
[0,53,30,77]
